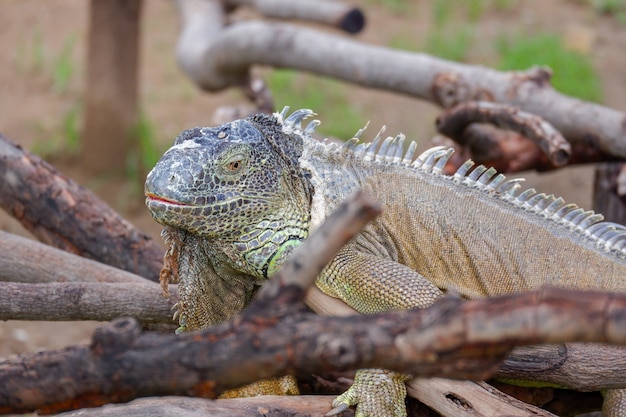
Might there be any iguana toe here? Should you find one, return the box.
[329,369,409,417]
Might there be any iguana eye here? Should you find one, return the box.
[223,154,247,173]
[226,160,242,171]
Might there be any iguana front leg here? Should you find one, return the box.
[317,248,444,417]
[604,389,626,417]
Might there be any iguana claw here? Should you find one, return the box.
[329,369,410,417]
[325,402,348,416]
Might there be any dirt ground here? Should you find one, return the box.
[1,0,626,382]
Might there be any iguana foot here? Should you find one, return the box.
[327,369,409,417]
[603,388,626,417]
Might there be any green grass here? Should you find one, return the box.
[15,26,45,73]
[365,0,409,13]
[423,25,474,61]
[267,70,366,140]
[497,33,603,102]
[52,34,77,93]
[421,0,479,62]
[31,103,81,157]
[135,112,162,172]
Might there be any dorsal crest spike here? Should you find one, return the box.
[353,121,371,140]
[304,119,320,136]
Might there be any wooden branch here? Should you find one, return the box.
[499,343,626,391]
[0,230,150,284]
[0,134,164,281]
[594,163,626,224]
[223,0,365,33]
[53,395,346,417]
[172,18,626,158]
[408,379,556,417]
[435,101,571,167]
[3,286,626,414]
[0,282,177,324]
[435,124,619,174]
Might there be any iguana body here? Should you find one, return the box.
[145,108,626,416]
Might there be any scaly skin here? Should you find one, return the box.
[146,108,626,417]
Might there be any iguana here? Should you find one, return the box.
[145,107,626,417]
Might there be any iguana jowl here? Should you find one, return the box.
[145,107,626,416]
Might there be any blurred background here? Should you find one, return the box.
[1,0,625,356]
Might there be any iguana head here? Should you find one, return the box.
[145,109,316,241]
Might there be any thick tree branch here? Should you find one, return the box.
[0,230,150,284]
[54,395,346,417]
[223,0,365,34]
[173,16,626,158]
[2,287,626,414]
[0,282,177,324]
[435,101,571,167]
[0,134,164,281]
[434,124,618,174]
[499,343,626,391]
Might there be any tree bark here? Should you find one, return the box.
[435,101,571,166]
[223,0,365,33]
[54,395,347,417]
[82,0,142,175]
[0,134,164,281]
[0,282,177,324]
[0,230,151,284]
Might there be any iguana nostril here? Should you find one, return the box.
[168,174,177,184]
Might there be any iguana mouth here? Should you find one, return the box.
[145,193,190,206]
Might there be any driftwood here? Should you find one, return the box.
[0,282,176,324]
[54,395,345,417]
[223,0,365,34]
[0,134,164,281]
[2,193,626,416]
[0,230,149,284]
[499,343,626,391]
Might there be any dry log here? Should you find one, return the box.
[0,282,177,324]
[223,0,365,33]
[434,124,619,174]
[408,379,556,417]
[499,343,626,391]
[0,230,150,284]
[594,163,626,225]
[0,134,164,281]
[54,395,347,417]
[435,101,571,166]
[172,12,626,158]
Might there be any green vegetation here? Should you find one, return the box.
[31,104,81,157]
[497,33,603,102]
[15,26,45,73]
[423,25,474,62]
[52,34,77,93]
[134,112,162,173]
[365,0,409,13]
[267,70,366,140]
[422,0,479,62]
